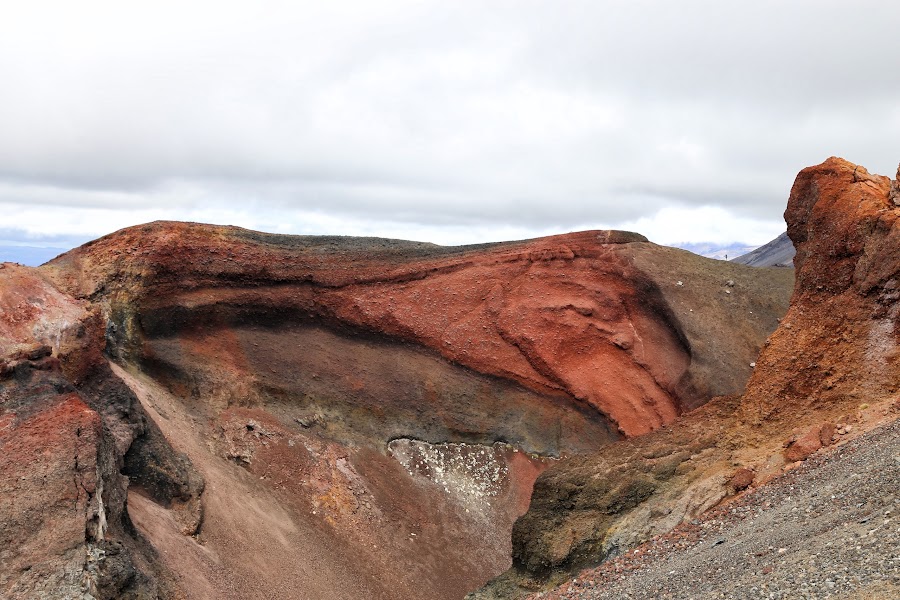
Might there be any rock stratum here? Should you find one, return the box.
[0,213,793,599]
[472,157,900,599]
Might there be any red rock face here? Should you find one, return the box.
[0,394,101,593]
[2,224,791,599]
[742,157,900,421]
[46,227,787,440]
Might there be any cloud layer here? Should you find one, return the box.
[2,0,899,248]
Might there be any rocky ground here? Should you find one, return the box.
[529,415,900,600]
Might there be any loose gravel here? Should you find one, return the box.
[531,417,900,600]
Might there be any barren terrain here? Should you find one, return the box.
[2,157,897,600]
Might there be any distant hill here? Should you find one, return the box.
[731,231,795,267]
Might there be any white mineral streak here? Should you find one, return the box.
[388,439,511,514]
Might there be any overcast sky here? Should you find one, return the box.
[2,0,900,253]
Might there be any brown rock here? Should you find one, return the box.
[783,423,836,463]
[783,426,824,462]
[819,422,837,447]
[728,467,756,493]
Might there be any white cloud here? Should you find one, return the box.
[2,0,899,250]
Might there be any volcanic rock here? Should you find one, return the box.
[783,423,836,463]
[44,227,790,439]
[472,157,900,599]
[2,224,792,599]
[0,265,174,599]
[727,467,755,493]
[741,157,900,422]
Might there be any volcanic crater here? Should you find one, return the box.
[3,157,897,600]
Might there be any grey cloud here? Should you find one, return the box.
[0,227,90,248]
[0,1,898,244]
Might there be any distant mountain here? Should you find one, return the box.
[0,245,67,266]
[731,231,795,267]
[670,241,757,261]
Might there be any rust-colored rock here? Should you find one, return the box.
[0,221,791,599]
[727,467,755,493]
[474,158,900,599]
[783,423,836,463]
[741,157,900,423]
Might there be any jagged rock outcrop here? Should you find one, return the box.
[3,224,792,599]
[740,157,899,421]
[0,264,197,599]
[473,157,900,599]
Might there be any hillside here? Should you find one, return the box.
[732,232,795,268]
[1,223,792,599]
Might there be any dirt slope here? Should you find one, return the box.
[530,416,900,600]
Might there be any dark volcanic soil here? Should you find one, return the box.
[529,415,900,600]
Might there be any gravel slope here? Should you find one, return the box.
[530,417,900,600]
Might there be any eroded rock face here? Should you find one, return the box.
[0,264,198,599]
[741,157,900,421]
[3,223,791,599]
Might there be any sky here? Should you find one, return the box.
[2,0,900,261]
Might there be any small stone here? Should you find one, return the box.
[783,425,823,462]
[728,467,755,492]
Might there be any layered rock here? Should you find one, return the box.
[3,223,792,599]
[45,226,789,441]
[474,157,900,598]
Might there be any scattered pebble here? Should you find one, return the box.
[527,419,900,600]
